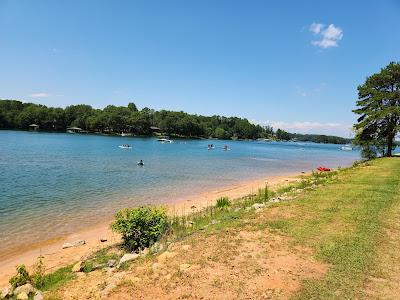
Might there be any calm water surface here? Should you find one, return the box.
[0,130,359,256]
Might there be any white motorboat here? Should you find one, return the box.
[157,138,173,143]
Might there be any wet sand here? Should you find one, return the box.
[0,172,302,286]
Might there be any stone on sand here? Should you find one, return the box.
[13,283,35,296]
[62,239,86,249]
[117,253,139,267]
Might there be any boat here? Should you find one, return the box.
[121,132,133,137]
[157,138,173,143]
[118,145,132,149]
[340,145,353,151]
[317,167,331,172]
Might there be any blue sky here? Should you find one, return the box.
[1,0,399,137]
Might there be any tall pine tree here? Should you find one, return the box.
[353,62,400,157]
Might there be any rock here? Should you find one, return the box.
[107,259,117,268]
[157,251,177,263]
[140,248,149,256]
[1,286,12,299]
[72,261,83,272]
[181,244,191,251]
[16,292,28,300]
[211,220,220,225]
[100,238,107,242]
[252,203,265,210]
[117,253,139,267]
[92,263,106,270]
[150,242,164,253]
[34,291,44,300]
[62,239,86,249]
[13,283,35,296]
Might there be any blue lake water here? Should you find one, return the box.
[0,130,359,257]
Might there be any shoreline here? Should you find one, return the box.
[0,172,303,286]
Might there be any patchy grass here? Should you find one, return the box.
[41,265,76,291]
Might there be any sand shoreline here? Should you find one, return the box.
[0,172,302,286]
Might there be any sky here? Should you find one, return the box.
[1,0,400,137]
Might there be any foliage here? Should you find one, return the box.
[216,197,231,209]
[32,256,46,289]
[1,99,347,143]
[0,100,268,140]
[9,265,31,289]
[353,62,400,157]
[112,206,170,251]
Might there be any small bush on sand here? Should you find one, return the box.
[216,197,231,209]
[112,206,170,252]
[9,265,31,289]
[32,256,46,289]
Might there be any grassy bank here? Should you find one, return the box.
[5,158,400,299]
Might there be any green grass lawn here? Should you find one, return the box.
[265,158,400,299]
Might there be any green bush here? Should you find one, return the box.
[32,256,45,289]
[112,206,170,252]
[9,265,31,289]
[216,197,231,209]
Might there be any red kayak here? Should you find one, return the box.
[317,167,331,172]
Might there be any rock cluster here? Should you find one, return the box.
[0,283,43,300]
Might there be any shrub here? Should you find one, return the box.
[216,197,231,209]
[9,265,31,289]
[112,206,170,252]
[32,256,45,289]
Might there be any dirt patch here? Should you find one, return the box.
[51,223,327,300]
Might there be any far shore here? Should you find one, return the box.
[0,171,304,286]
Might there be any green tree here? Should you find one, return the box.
[353,62,400,157]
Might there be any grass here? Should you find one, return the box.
[40,265,76,291]
[262,157,400,299]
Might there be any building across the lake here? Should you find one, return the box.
[29,124,40,131]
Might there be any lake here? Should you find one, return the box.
[0,130,359,258]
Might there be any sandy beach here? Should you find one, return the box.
[0,172,302,286]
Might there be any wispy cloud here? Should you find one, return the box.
[29,92,50,98]
[309,23,343,49]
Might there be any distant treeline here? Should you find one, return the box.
[275,129,351,144]
[0,99,349,143]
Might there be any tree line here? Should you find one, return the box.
[0,100,272,139]
[0,99,349,143]
[353,62,400,158]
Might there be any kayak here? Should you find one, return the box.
[317,167,331,172]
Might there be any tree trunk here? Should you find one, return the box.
[387,133,394,157]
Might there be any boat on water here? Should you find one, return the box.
[119,144,132,149]
[340,145,353,151]
[157,138,173,143]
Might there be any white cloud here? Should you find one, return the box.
[29,93,50,98]
[309,22,324,34]
[309,23,343,49]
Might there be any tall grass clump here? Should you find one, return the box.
[112,206,170,252]
[216,197,231,209]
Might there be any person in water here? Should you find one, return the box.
[137,159,144,166]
